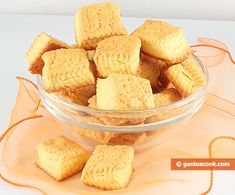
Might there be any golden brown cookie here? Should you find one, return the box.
[25,32,69,74]
[181,56,206,88]
[132,20,191,64]
[81,145,134,190]
[165,64,195,97]
[75,2,127,49]
[94,36,141,78]
[42,48,95,92]
[36,136,90,181]
[165,62,205,97]
[96,73,155,110]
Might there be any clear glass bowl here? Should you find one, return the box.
[37,55,209,151]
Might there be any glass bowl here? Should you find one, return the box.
[37,55,209,151]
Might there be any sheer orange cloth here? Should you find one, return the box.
[1,38,235,195]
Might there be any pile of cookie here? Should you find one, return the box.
[25,2,206,146]
[25,2,207,190]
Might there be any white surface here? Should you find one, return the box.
[1,0,235,21]
[0,14,235,195]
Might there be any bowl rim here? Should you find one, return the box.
[36,55,209,114]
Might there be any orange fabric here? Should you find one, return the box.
[1,38,235,194]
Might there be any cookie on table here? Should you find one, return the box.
[96,74,155,110]
[94,36,141,78]
[25,32,69,74]
[81,145,134,190]
[56,84,96,106]
[75,2,127,49]
[132,20,191,64]
[36,136,90,181]
[42,48,95,92]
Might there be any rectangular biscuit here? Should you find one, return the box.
[165,64,198,97]
[25,32,69,74]
[96,73,155,110]
[132,20,191,64]
[42,48,95,92]
[75,2,127,49]
[181,56,206,88]
[81,145,134,190]
[94,36,141,78]
[36,136,90,181]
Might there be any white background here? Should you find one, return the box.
[1,0,235,194]
[0,0,235,21]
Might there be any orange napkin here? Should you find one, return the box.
[1,38,235,195]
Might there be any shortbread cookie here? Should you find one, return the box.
[181,56,206,88]
[81,145,134,190]
[75,2,127,49]
[42,48,95,92]
[138,56,160,89]
[96,74,155,110]
[94,36,141,77]
[165,62,205,97]
[36,136,89,181]
[25,32,69,74]
[56,84,96,106]
[132,20,191,64]
[153,88,181,107]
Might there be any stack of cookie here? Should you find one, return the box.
[25,2,206,145]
